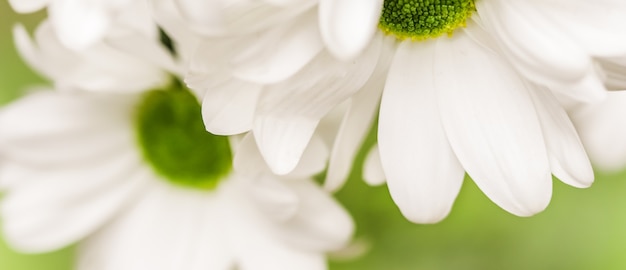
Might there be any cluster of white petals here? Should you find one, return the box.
[2,3,355,270]
[3,0,626,269]
[166,0,626,223]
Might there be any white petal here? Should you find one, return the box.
[48,0,111,50]
[363,144,385,186]
[233,133,273,175]
[435,27,552,217]
[12,24,49,78]
[253,115,319,175]
[200,78,261,135]
[318,0,383,60]
[252,38,382,176]
[1,152,149,253]
[523,0,626,57]
[601,57,626,90]
[235,132,328,178]
[223,182,328,270]
[106,33,180,75]
[232,11,324,84]
[0,91,135,166]
[272,179,354,252]
[572,91,626,171]
[288,135,329,179]
[8,0,49,13]
[528,85,594,188]
[77,183,234,270]
[324,34,392,191]
[477,0,606,100]
[242,174,300,223]
[379,40,465,224]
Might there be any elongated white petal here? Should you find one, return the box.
[288,135,329,179]
[48,0,111,50]
[363,144,385,186]
[200,78,261,135]
[319,0,383,60]
[77,183,234,270]
[272,179,354,252]
[0,91,136,165]
[106,33,180,75]
[572,91,626,171]
[520,0,626,57]
[1,152,149,253]
[379,40,465,224]
[528,85,593,188]
[13,24,49,78]
[435,27,552,217]
[242,174,300,223]
[324,34,393,191]
[253,115,319,175]
[223,180,336,270]
[477,0,606,102]
[232,11,324,84]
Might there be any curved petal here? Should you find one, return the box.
[222,180,328,270]
[379,40,465,224]
[434,27,552,217]
[1,152,149,253]
[324,34,393,191]
[522,0,626,57]
[319,0,383,60]
[48,0,111,50]
[363,144,385,186]
[528,85,593,188]
[0,91,136,165]
[273,179,354,252]
[232,11,324,84]
[477,0,606,102]
[76,183,234,270]
[200,78,261,135]
[572,91,626,171]
[253,114,319,175]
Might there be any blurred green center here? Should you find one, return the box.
[379,0,475,40]
[134,79,232,190]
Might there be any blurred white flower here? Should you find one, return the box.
[0,84,353,270]
[8,0,155,50]
[3,17,354,269]
[168,0,626,223]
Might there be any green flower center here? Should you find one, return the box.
[134,79,232,190]
[379,0,475,41]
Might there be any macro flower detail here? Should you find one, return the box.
[165,0,626,224]
[0,18,354,269]
[378,0,475,40]
[0,85,354,270]
[134,80,232,190]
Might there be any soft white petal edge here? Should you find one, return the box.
[434,25,552,217]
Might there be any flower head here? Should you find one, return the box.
[167,0,626,223]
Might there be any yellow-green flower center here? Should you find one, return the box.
[379,0,475,41]
[134,79,232,190]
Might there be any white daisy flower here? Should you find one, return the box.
[0,82,354,270]
[169,0,626,223]
[8,0,156,50]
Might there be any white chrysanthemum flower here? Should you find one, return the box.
[170,0,626,223]
[0,83,353,270]
[8,0,155,50]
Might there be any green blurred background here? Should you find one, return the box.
[3,2,626,269]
